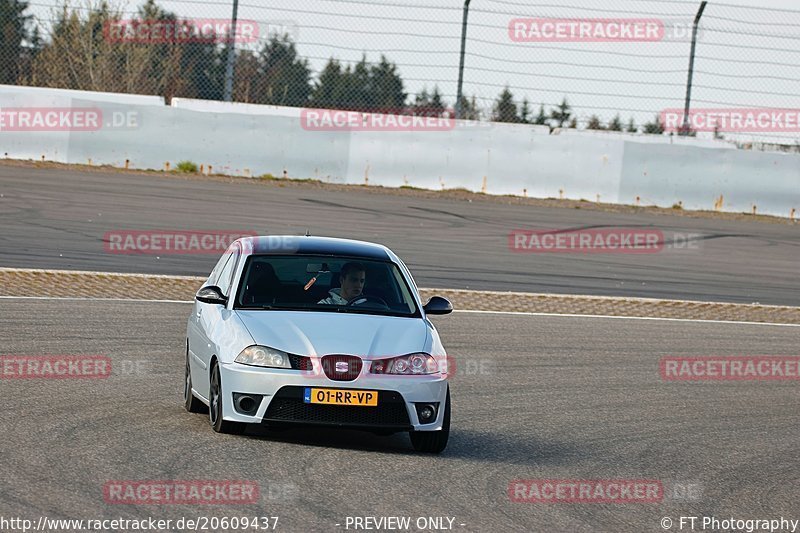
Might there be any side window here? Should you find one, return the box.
[216,248,240,296]
[207,249,232,286]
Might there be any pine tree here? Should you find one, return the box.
[550,97,572,128]
[0,0,31,84]
[587,115,604,130]
[518,98,532,123]
[254,35,311,106]
[626,118,637,133]
[368,55,406,112]
[429,86,445,116]
[492,87,518,123]
[643,115,665,134]
[608,114,623,131]
[534,104,548,125]
[414,86,446,117]
[311,59,348,109]
[457,94,480,120]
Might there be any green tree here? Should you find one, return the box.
[534,103,548,125]
[518,97,532,123]
[0,0,31,84]
[626,117,637,133]
[608,114,623,131]
[368,55,406,112]
[250,34,311,106]
[311,58,348,109]
[643,114,665,134]
[587,115,604,130]
[550,97,572,127]
[135,0,222,102]
[414,85,446,116]
[312,55,405,112]
[345,57,372,110]
[429,86,445,114]
[492,86,518,123]
[457,94,480,120]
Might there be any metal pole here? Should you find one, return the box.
[681,1,707,135]
[455,0,472,119]
[223,0,239,102]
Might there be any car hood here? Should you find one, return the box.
[235,311,430,357]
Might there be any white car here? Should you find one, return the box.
[184,236,453,453]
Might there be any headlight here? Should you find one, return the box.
[235,345,291,368]
[370,353,438,375]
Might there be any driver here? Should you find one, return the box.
[318,262,366,305]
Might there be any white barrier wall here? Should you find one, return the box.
[1,87,797,218]
[0,85,164,106]
[619,142,800,215]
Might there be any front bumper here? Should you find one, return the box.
[218,361,448,431]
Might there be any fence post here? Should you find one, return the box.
[223,0,240,102]
[681,1,708,135]
[455,0,472,120]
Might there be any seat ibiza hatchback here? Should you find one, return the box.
[185,236,453,453]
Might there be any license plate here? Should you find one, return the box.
[303,387,378,407]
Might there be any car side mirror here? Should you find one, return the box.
[196,286,228,305]
[423,296,453,315]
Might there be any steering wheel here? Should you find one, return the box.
[346,295,389,308]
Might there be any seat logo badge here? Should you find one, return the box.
[335,361,349,373]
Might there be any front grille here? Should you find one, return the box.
[288,354,313,371]
[320,354,362,381]
[263,386,411,429]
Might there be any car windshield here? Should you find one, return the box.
[234,255,419,317]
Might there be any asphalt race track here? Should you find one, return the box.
[1,298,798,532]
[1,163,799,306]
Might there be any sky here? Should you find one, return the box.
[24,0,800,144]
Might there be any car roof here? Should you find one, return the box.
[237,235,394,261]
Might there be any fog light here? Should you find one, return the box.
[415,403,438,424]
[233,393,263,416]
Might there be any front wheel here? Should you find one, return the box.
[209,363,245,435]
[410,387,450,453]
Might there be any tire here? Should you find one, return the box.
[209,363,246,435]
[184,349,205,413]
[410,387,450,453]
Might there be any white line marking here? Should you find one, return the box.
[0,295,797,327]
